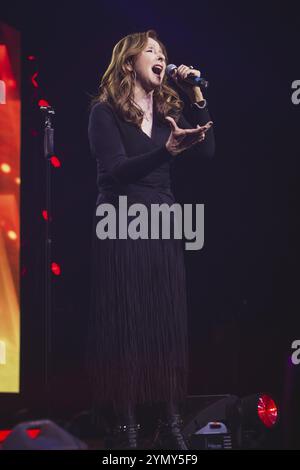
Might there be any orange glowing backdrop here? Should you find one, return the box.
[0,23,21,393]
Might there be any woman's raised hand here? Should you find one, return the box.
[165,116,213,157]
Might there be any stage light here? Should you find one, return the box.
[14,177,21,184]
[0,430,11,443]
[51,262,61,276]
[7,230,17,240]
[241,393,279,430]
[1,163,11,173]
[50,156,61,168]
[42,210,48,221]
[2,421,87,450]
[239,393,279,449]
[0,427,41,444]
[38,98,50,107]
[26,429,41,439]
[42,210,52,222]
[257,394,278,429]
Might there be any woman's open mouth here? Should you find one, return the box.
[151,65,163,78]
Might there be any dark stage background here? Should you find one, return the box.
[1,0,299,448]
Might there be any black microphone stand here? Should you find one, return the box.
[40,105,55,418]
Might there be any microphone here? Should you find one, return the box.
[166,64,209,89]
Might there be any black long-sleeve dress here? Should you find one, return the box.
[87,99,215,412]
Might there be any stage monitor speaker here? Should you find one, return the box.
[182,395,241,449]
[2,419,88,450]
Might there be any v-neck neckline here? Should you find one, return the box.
[139,106,156,142]
[139,126,154,141]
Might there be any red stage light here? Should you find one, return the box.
[0,428,41,443]
[257,394,278,428]
[38,99,50,107]
[26,429,41,439]
[50,156,61,168]
[27,55,36,61]
[51,262,61,276]
[42,210,48,221]
[0,430,11,443]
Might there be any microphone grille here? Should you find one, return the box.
[166,64,177,77]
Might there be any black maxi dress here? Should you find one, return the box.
[87,99,215,412]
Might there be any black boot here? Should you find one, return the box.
[152,402,189,450]
[105,403,141,450]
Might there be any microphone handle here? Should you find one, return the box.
[186,74,209,89]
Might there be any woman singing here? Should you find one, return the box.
[87,29,215,450]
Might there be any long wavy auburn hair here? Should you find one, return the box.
[91,29,184,127]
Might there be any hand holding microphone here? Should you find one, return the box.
[165,63,212,156]
[166,63,209,95]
